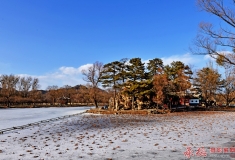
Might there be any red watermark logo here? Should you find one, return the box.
[184,147,207,159]
[184,147,194,158]
[184,146,234,159]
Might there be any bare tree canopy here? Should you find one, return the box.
[0,74,20,107]
[220,68,235,106]
[192,0,235,66]
[82,61,103,108]
[82,61,103,87]
[18,76,32,98]
[32,78,40,90]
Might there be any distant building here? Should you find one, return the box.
[189,99,200,106]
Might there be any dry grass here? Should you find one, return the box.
[86,108,228,116]
[86,109,149,115]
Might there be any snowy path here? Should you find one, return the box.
[0,107,93,130]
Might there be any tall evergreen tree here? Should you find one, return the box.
[126,58,146,81]
[117,58,129,84]
[101,61,122,108]
[164,61,192,93]
[123,58,147,109]
[147,58,164,78]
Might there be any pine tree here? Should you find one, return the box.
[126,58,146,81]
[147,58,164,78]
[123,58,147,109]
[101,61,122,109]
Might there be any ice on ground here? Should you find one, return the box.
[0,111,235,160]
[0,107,92,130]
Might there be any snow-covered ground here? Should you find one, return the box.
[1,111,235,159]
[0,107,93,130]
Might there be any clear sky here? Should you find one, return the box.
[0,0,222,89]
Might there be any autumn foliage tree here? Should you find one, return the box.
[193,66,224,104]
[153,71,169,107]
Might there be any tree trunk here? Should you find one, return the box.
[7,100,10,108]
[94,99,98,108]
[226,101,229,108]
[132,96,134,110]
[137,103,142,110]
[114,89,116,109]
[6,97,10,108]
[115,98,119,111]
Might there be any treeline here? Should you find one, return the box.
[1,57,234,108]
[82,57,235,109]
[0,75,111,108]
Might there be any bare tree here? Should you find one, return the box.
[32,78,40,91]
[82,61,103,108]
[219,67,235,106]
[61,85,72,98]
[59,85,73,105]
[18,76,32,98]
[0,74,20,107]
[192,0,235,66]
[30,78,41,107]
[46,85,59,105]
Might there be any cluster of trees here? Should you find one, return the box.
[193,63,235,107]
[82,57,235,109]
[45,84,110,106]
[99,58,194,109]
[0,75,111,107]
[0,75,40,107]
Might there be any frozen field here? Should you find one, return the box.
[1,111,235,159]
[0,107,92,130]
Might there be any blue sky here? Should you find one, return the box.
[0,0,222,89]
